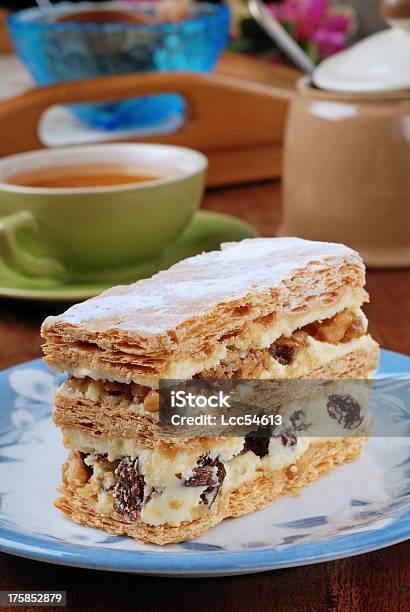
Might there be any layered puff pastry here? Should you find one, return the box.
[41,237,380,545]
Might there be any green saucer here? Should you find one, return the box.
[0,211,257,301]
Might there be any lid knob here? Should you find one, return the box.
[381,0,410,20]
[313,0,410,92]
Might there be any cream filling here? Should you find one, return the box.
[55,290,368,386]
[259,332,375,380]
[58,327,375,410]
[235,290,367,350]
[71,437,313,527]
[140,485,207,527]
[62,429,245,464]
[140,438,313,526]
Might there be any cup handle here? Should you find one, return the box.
[0,210,65,278]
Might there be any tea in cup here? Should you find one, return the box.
[0,143,207,281]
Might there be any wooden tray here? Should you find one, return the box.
[0,52,298,186]
[0,9,12,54]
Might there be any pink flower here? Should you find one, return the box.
[267,0,356,60]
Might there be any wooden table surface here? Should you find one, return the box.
[0,181,409,612]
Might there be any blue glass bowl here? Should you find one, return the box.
[8,1,230,130]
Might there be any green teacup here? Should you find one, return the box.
[0,143,207,282]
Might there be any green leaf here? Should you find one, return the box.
[227,39,254,53]
[259,49,277,60]
[304,39,320,64]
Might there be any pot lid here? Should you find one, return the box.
[313,0,410,93]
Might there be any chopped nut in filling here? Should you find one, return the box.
[199,308,366,379]
[303,309,366,344]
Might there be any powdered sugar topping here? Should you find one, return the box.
[42,238,362,337]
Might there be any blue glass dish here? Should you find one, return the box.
[8,2,230,130]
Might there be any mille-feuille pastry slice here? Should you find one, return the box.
[41,237,380,545]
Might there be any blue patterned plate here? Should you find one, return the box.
[0,350,409,576]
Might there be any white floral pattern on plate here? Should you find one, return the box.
[0,350,409,576]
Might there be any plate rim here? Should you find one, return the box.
[0,511,409,575]
[0,349,409,575]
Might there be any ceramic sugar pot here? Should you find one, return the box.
[278,0,410,267]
